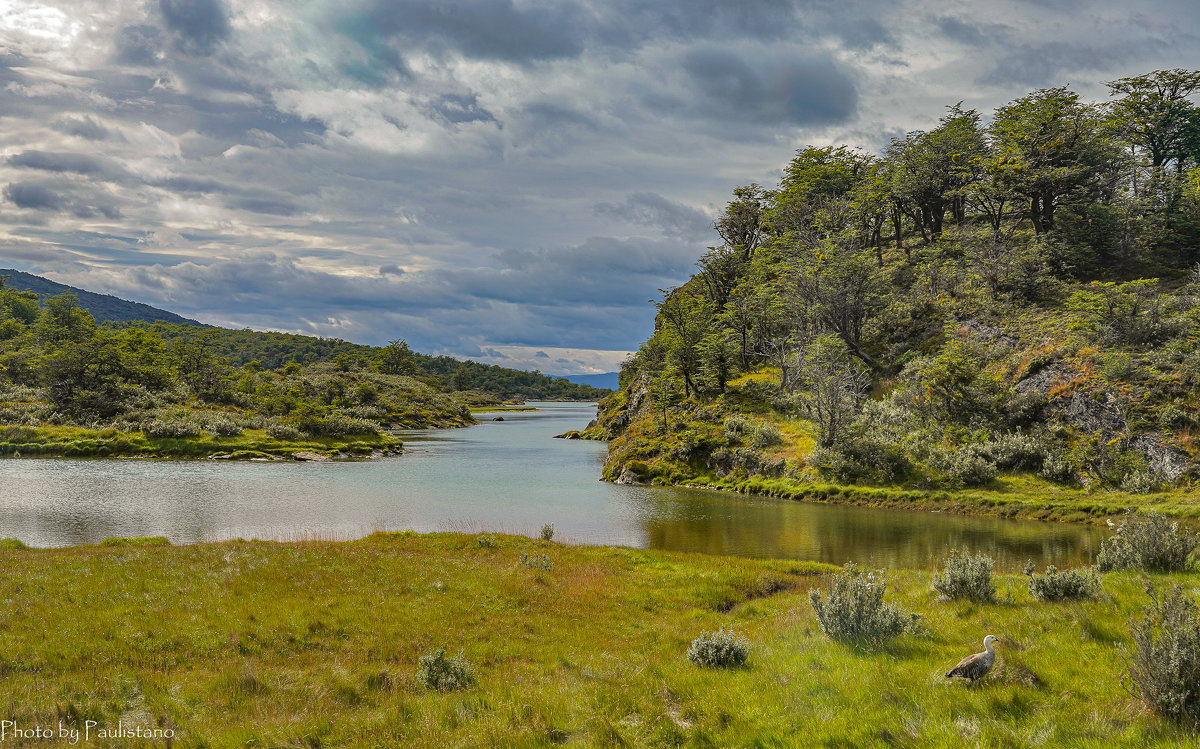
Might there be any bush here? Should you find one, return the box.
[476,535,497,548]
[1098,514,1198,572]
[932,549,996,603]
[809,565,918,647]
[981,433,1046,471]
[539,523,555,541]
[687,627,750,668]
[929,446,997,487]
[1128,584,1200,724]
[141,417,202,439]
[520,552,553,572]
[266,422,304,441]
[416,649,476,692]
[1027,565,1100,601]
[749,422,784,449]
[206,416,243,438]
[1038,453,1076,483]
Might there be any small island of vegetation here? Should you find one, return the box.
[0,278,609,460]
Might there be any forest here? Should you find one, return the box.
[595,69,1200,512]
[0,285,607,457]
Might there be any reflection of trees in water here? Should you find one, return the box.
[637,490,1108,570]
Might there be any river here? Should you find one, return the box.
[0,402,1106,568]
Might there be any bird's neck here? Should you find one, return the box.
[984,640,994,655]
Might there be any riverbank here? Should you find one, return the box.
[0,423,406,459]
[0,532,1191,746]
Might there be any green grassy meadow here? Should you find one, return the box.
[0,532,1195,747]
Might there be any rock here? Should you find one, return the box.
[1014,363,1070,396]
[586,419,598,429]
[615,468,643,485]
[292,451,331,462]
[493,416,505,422]
[1063,391,1127,437]
[554,431,581,439]
[961,319,1019,347]
[1130,433,1191,482]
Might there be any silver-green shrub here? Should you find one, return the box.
[416,649,476,692]
[1027,565,1100,601]
[1098,514,1198,572]
[687,627,750,668]
[141,416,203,439]
[1128,585,1200,723]
[932,549,996,603]
[809,565,918,647]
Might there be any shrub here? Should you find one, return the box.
[476,535,497,548]
[539,523,555,542]
[929,446,997,487]
[520,553,553,572]
[1120,470,1160,494]
[981,433,1046,471]
[1098,514,1198,572]
[1027,565,1100,601]
[809,565,918,647]
[687,627,750,668]
[749,422,784,449]
[266,422,304,441]
[416,649,476,692]
[1038,453,1076,483]
[141,417,202,439]
[932,549,996,603]
[1128,584,1200,724]
[206,416,243,438]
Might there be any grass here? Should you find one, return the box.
[0,532,1195,746]
[0,424,404,460]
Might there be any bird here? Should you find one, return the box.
[945,635,998,682]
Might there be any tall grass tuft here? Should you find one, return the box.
[809,564,918,648]
[1128,584,1200,724]
[1098,513,1198,572]
[932,549,996,603]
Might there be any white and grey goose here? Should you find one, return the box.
[945,635,998,682]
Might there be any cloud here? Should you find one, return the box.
[159,0,232,55]
[595,192,712,240]
[4,182,65,210]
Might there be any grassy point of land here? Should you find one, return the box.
[0,532,1195,746]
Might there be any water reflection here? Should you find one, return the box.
[0,403,1107,569]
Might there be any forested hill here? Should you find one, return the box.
[0,268,206,327]
[594,69,1200,509]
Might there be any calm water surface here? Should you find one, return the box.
[0,402,1107,568]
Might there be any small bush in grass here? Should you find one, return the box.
[1027,565,1100,601]
[932,549,996,603]
[206,416,243,438]
[417,649,476,692]
[1098,513,1198,572]
[1127,584,1200,724]
[749,422,784,449]
[520,552,553,572]
[476,535,497,548]
[142,417,202,439]
[687,627,750,668]
[539,523,555,541]
[809,564,918,647]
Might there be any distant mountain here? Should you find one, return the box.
[0,268,206,327]
[559,372,618,390]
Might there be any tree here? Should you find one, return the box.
[799,334,871,447]
[714,184,768,260]
[989,87,1121,234]
[376,339,419,376]
[1108,69,1200,169]
[767,145,869,237]
[35,294,96,345]
[654,289,715,398]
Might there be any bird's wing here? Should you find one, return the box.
[945,652,983,678]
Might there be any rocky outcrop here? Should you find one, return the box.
[1014,363,1071,396]
[1129,433,1191,481]
[292,451,331,462]
[1063,391,1127,437]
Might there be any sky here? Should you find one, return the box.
[0,1,1198,374]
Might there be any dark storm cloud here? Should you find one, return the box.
[4,182,65,211]
[8,151,130,182]
[159,0,232,55]
[679,47,858,126]
[227,196,302,216]
[594,193,711,240]
[50,115,120,141]
[115,24,164,65]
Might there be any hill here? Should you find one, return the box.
[0,268,206,326]
[559,372,619,390]
[589,69,1200,521]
